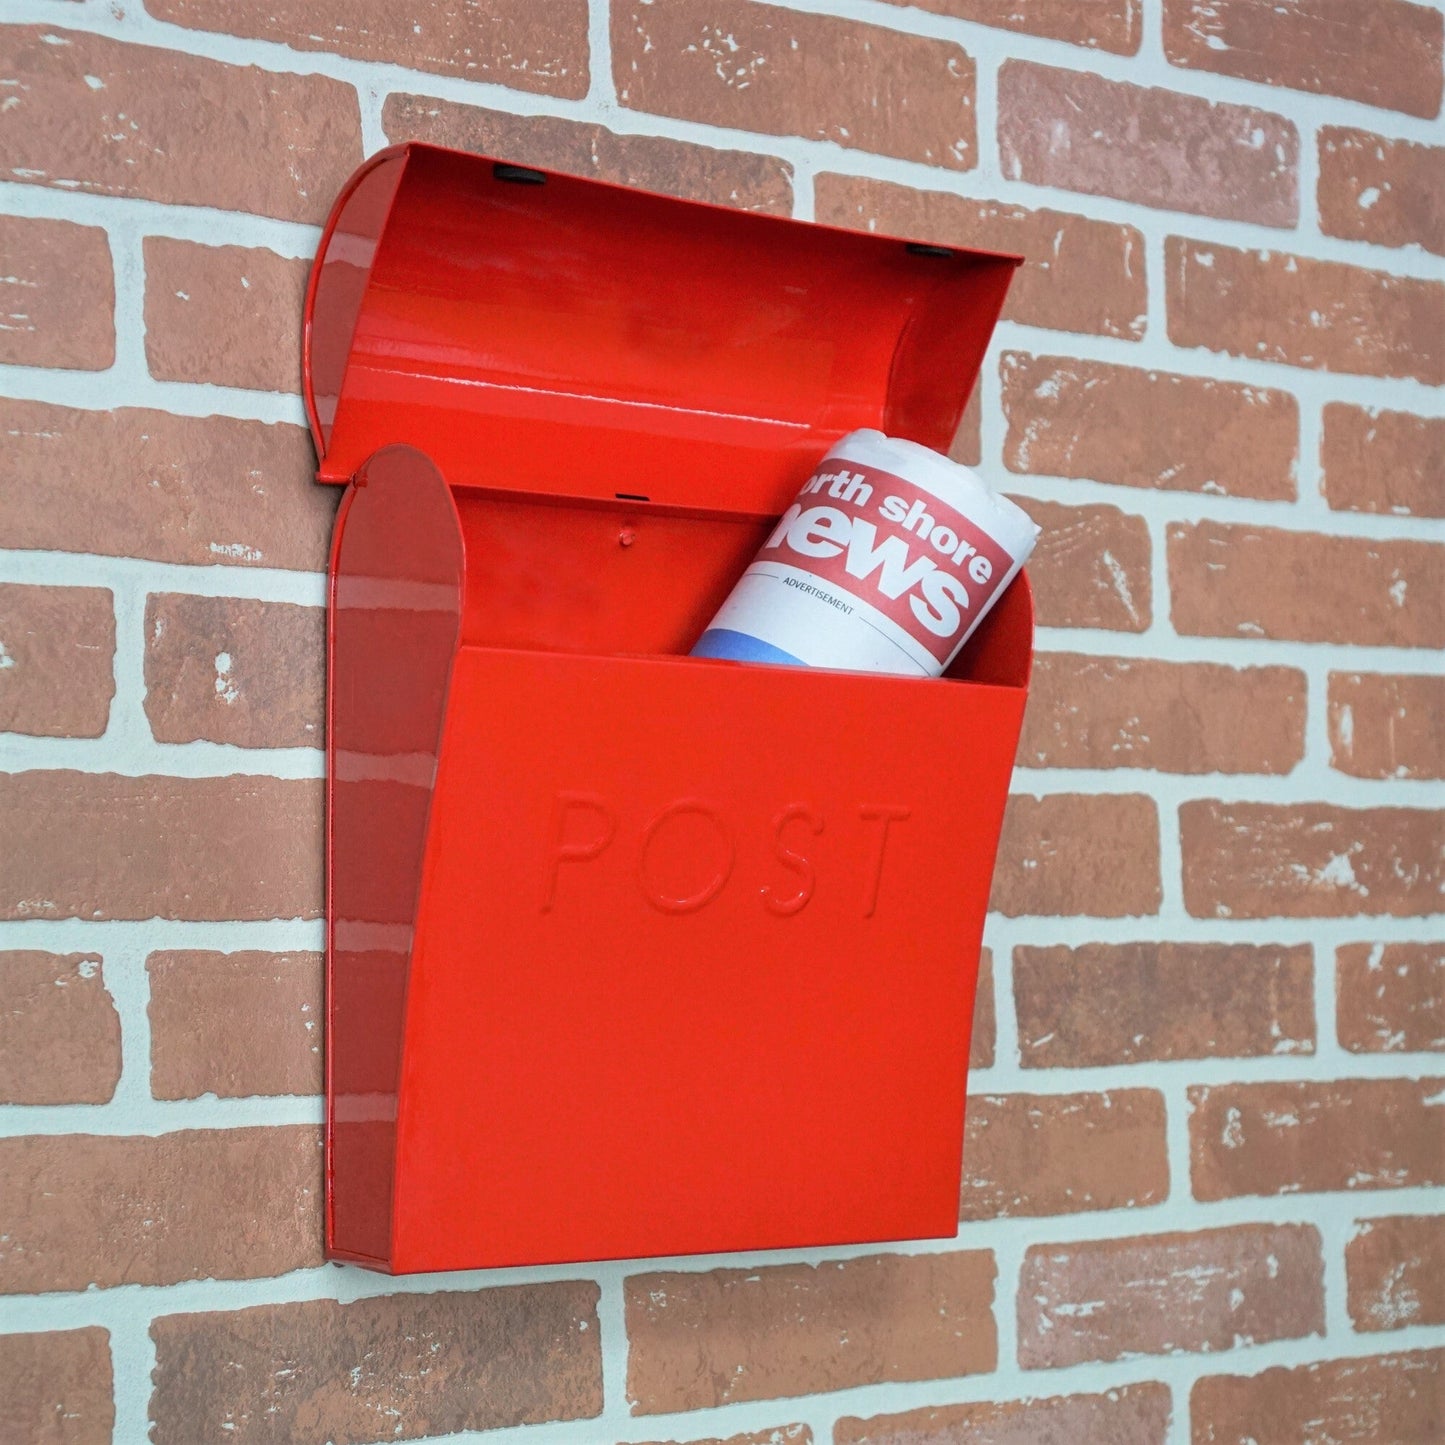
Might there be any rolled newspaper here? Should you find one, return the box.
[693,429,1039,677]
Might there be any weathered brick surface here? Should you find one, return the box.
[614,1,975,170]
[0,26,363,221]
[1337,943,1444,1054]
[1163,0,1445,118]
[0,583,115,738]
[144,594,325,749]
[1347,1216,1445,1333]
[1015,943,1314,1068]
[993,794,1162,917]
[635,1427,814,1439]
[875,0,1140,53]
[999,64,1297,225]
[1190,1079,1445,1200]
[0,772,324,921]
[1019,1224,1323,1368]
[0,952,120,1105]
[837,1383,1172,1445]
[0,399,335,571]
[633,1430,811,1445]
[1168,522,1445,649]
[147,0,589,97]
[624,1253,995,1413]
[1167,237,1445,384]
[815,175,1146,339]
[150,1283,603,1443]
[1019,654,1305,773]
[383,95,794,215]
[1,1127,322,1291]
[1322,405,1445,518]
[1180,801,1444,919]
[0,214,114,370]
[1001,353,1297,499]
[148,950,323,1099]
[1318,127,1445,256]
[970,949,995,1070]
[143,239,307,393]
[1328,672,1444,780]
[1191,1349,1444,1445]
[960,1090,1168,1220]
[0,1327,114,1445]
[1014,499,1152,632]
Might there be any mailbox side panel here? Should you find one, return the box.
[326,448,465,1267]
[389,648,1024,1272]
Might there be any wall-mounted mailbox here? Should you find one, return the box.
[306,143,1032,1274]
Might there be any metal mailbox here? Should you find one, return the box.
[306,142,1033,1273]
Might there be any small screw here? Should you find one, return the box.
[619,527,637,548]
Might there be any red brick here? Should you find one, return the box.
[1348,1216,1445,1332]
[1180,801,1443,920]
[1319,127,1445,256]
[0,399,335,571]
[1329,672,1444,780]
[148,0,588,98]
[144,594,324,749]
[1164,0,1444,119]
[1020,654,1305,773]
[143,238,305,393]
[1166,237,1445,384]
[150,1283,602,1443]
[615,2,975,170]
[0,1328,113,1445]
[0,582,114,738]
[1013,499,1152,632]
[383,94,793,215]
[1001,352,1297,499]
[970,947,995,1070]
[624,1252,995,1413]
[1021,1224,1322,1369]
[816,175,1145,339]
[0,951,120,1104]
[1322,404,1445,518]
[1000,63,1296,226]
[1,1126,322,1291]
[0,26,363,222]
[634,1431,810,1445]
[0,771,323,921]
[149,950,322,1099]
[1337,943,1444,1054]
[1189,1079,1445,1200]
[992,793,1162,918]
[1168,521,1445,648]
[960,1090,1167,1221]
[1191,1349,1444,1444]
[839,1384,1170,1445]
[0,215,114,370]
[873,0,1140,54]
[1015,943,1315,1068]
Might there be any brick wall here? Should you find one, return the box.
[1,1,1441,1442]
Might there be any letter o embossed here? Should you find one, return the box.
[637,800,734,914]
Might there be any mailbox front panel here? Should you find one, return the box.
[388,646,1023,1271]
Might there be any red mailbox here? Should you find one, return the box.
[307,143,1032,1273]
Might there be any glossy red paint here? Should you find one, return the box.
[308,143,1031,1272]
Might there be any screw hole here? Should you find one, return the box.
[494,163,547,186]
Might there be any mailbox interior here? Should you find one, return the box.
[308,144,1032,1271]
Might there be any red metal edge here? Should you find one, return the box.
[303,146,411,460]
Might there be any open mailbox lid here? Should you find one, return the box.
[306,143,1033,1273]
